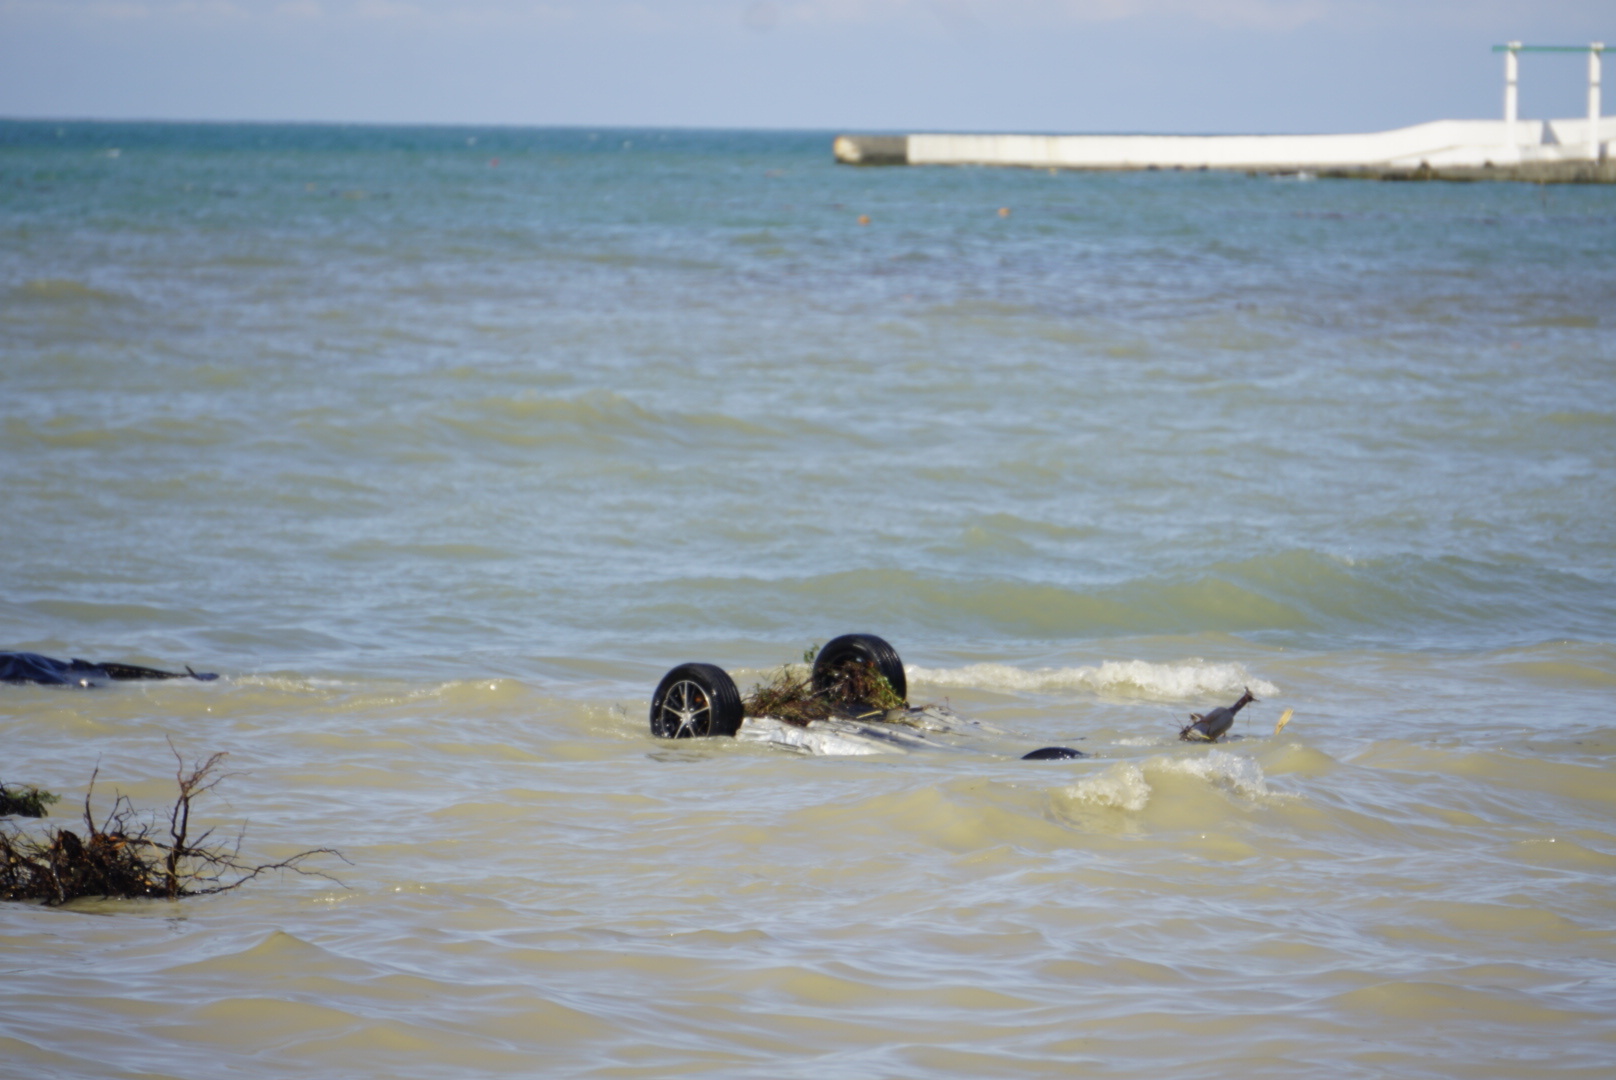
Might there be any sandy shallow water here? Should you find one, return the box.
[3,121,1615,1077]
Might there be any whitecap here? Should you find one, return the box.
[1060,762,1151,811]
[1148,749,1272,799]
[906,659,1278,700]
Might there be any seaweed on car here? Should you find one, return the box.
[648,634,1083,760]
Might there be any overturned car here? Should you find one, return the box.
[648,634,1082,759]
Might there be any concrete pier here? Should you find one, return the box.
[834,119,1616,182]
[831,135,907,165]
[838,45,1613,184]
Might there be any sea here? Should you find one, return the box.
[2,120,1614,1078]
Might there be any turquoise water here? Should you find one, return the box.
[3,121,1615,1077]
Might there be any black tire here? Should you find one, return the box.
[811,634,907,703]
[649,663,744,739]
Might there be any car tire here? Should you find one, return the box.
[649,663,744,739]
[811,634,907,703]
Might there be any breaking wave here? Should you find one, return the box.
[1061,762,1152,811]
[1059,750,1274,813]
[1151,749,1273,798]
[906,659,1278,700]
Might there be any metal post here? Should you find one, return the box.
[1505,41,1520,127]
[1592,44,1604,161]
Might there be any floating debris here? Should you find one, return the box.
[1,745,344,906]
[0,783,59,818]
[1022,746,1084,760]
[1,651,217,686]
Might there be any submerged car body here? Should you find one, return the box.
[735,703,1004,756]
[649,634,1081,759]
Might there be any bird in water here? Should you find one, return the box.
[1179,688,1257,742]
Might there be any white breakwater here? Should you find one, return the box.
[837,117,1616,173]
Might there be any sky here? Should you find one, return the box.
[0,1,1609,133]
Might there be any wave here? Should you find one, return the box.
[8,278,129,304]
[1061,762,1151,811]
[1150,749,1273,799]
[436,389,797,451]
[1059,750,1274,813]
[907,659,1277,700]
[4,416,229,450]
[648,550,1616,648]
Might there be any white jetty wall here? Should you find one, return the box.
[906,118,1616,171]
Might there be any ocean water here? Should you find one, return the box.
[2,120,1615,1077]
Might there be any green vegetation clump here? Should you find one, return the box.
[743,643,907,727]
[0,783,59,819]
[1,747,344,907]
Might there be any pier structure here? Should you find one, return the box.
[1496,42,1604,160]
[835,43,1613,183]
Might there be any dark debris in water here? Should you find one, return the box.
[0,782,59,818]
[1022,747,1085,760]
[1,651,218,686]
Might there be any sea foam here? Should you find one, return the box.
[1061,762,1152,811]
[906,660,1278,700]
[1149,749,1272,799]
[1060,751,1274,813]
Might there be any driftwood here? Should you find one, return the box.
[0,743,345,906]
